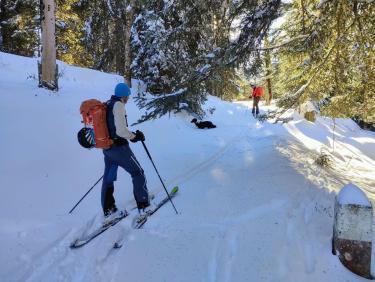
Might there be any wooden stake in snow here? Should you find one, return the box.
[39,0,58,91]
[332,183,373,279]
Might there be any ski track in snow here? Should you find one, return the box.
[207,235,220,282]
[222,198,288,226]
[204,197,288,281]
[16,229,74,282]
[20,222,126,282]
[166,131,247,188]
[204,224,239,282]
[9,213,128,282]
[223,230,238,282]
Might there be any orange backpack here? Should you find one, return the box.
[78,99,113,149]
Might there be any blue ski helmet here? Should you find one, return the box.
[114,83,131,98]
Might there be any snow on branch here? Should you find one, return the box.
[106,0,116,17]
[138,88,188,101]
[254,34,309,51]
[277,18,357,114]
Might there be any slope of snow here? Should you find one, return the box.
[1,52,374,281]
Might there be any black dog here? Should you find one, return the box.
[191,118,216,129]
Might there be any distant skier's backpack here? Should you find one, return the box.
[77,99,113,149]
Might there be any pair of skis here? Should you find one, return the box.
[70,186,178,249]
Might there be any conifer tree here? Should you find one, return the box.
[274,0,374,125]
[0,0,38,56]
[132,0,281,123]
[55,0,88,66]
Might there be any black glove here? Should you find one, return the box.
[130,130,145,143]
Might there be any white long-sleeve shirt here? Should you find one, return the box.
[113,101,136,140]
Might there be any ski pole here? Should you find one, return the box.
[141,141,178,214]
[69,175,103,214]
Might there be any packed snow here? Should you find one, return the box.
[1,52,374,281]
[337,184,371,207]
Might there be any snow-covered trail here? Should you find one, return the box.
[5,122,363,282]
[1,52,373,281]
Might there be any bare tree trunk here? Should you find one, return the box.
[114,1,125,75]
[334,0,344,96]
[124,0,136,87]
[39,0,57,90]
[0,0,9,51]
[115,19,125,74]
[264,35,273,105]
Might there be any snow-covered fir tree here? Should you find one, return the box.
[131,0,281,123]
[132,7,173,94]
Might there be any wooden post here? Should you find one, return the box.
[332,183,373,279]
[39,0,58,91]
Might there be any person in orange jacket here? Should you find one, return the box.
[250,84,264,117]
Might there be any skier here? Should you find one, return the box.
[101,83,151,217]
[250,84,264,117]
